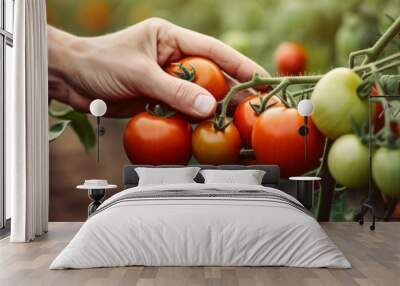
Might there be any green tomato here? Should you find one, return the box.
[328,134,369,188]
[372,147,400,199]
[311,68,368,139]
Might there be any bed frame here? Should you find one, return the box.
[123,165,280,189]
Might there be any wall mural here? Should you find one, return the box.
[47,0,400,222]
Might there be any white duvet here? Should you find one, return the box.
[50,183,351,269]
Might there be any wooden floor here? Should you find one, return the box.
[0,222,399,286]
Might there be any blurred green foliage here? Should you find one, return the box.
[47,0,399,74]
[49,106,96,153]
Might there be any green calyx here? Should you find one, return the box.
[213,115,233,131]
[146,104,176,118]
[172,63,196,81]
[356,76,375,99]
[249,94,279,115]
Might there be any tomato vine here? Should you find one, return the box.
[215,74,322,129]
[214,51,400,130]
[212,16,400,221]
[349,16,400,68]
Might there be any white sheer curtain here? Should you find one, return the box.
[7,0,49,242]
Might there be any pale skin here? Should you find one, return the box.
[48,18,269,118]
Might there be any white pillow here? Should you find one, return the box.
[200,169,266,185]
[135,167,200,186]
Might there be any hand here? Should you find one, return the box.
[48,18,269,118]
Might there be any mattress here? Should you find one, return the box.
[50,183,350,269]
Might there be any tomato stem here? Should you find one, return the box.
[349,16,400,68]
[353,52,400,75]
[214,74,323,129]
[291,86,315,98]
[279,53,400,99]
[315,138,329,177]
[249,94,279,115]
[361,60,400,79]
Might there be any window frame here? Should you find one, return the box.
[0,0,14,231]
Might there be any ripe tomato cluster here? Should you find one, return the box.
[123,56,324,178]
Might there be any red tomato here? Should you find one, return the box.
[252,107,325,178]
[123,112,192,165]
[192,120,241,165]
[372,86,385,131]
[392,122,400,137]
[166,56,229,101]
[233,94,282,148]
[372,86,400,136]
[274,42,307,76]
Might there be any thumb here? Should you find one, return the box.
[143,66,217,118]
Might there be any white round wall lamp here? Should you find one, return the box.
[90,99,107,162]
[297,99,314,117]
[297,99,314,161]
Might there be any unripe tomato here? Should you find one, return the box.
[327,134,369,188]
[274,42,307,76]
[311,68,368,139]
[166,56,229,101]
[233,94,282,148]
[252,107,324,178]
[372,147,400,199]
[123,111,192,165]
[192,120,241,165]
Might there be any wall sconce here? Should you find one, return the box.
[89,99,107,162]
[297,99,314,161]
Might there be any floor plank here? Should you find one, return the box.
[0,222,399,286]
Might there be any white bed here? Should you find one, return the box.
[50,182,350,269]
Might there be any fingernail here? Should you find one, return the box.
[193,95,215,116]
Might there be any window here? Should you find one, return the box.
[1,0,14,230]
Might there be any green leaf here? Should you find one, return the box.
[49,107,96,153]
[329,191,357,221]
[49,120,70,142]
[386,100,400,120]
[380,75,400,96]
